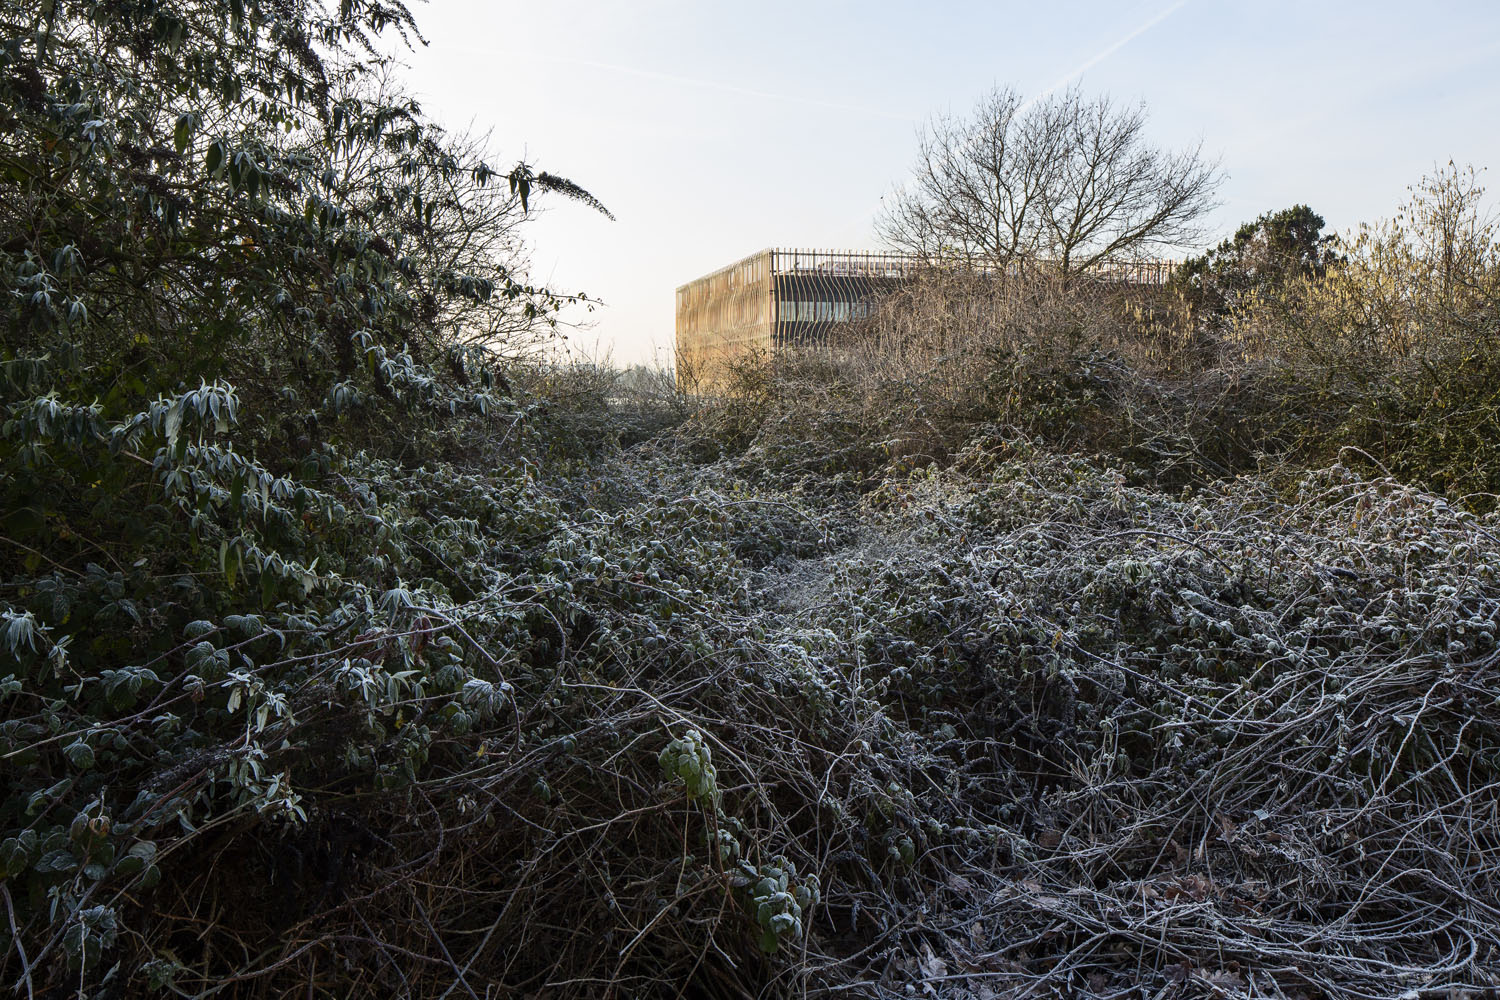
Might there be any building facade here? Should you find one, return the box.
[675,248,918,387]
[675,248,1175,388]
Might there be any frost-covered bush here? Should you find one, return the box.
[750,442,1500,996]
[7,374,1500,999]
[5,2,1499,997]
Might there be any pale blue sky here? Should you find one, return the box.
[400,0,1500,364]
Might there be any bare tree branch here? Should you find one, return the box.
[878,85,1222,282]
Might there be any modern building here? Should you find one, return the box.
[674,247,1176,388]
[675,248,917,387]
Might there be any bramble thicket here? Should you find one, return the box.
[3,3,1500,998]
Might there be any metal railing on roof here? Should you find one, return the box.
[767,248,1177,286]
[771,248,920,280]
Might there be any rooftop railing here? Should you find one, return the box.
[767,248,1178,286]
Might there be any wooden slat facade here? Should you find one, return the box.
[674,250,775,389]
[675,248,1176,389]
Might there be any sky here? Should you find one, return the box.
[397,0,1500,366]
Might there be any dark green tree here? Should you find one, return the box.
[1171,204,1339,316]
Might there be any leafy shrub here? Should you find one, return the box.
[1170,203,1340,319]
[1222,164,1500,501]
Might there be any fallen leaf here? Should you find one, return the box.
[918,942,947,981]
[968,920,986,950]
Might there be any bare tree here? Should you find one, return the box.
[878,86,1222,282]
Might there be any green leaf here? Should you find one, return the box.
[174,114,194,154]
[113,840,157,877]
[112,854,144,877]
[0,837,32,877]
[36,848,78,874]
[164,403,182,453]
[64,739,96,771]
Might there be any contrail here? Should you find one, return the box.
[453,47,918,124]
[1022,0,1194,110]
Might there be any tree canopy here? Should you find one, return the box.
[1170,204,1339,316]
[877,85,1221,280]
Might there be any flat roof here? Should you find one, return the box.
[677,248,921,292]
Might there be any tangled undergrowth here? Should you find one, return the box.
[766,437,1500,998]
[7,401,1500,998]
[5,2,1500,997]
